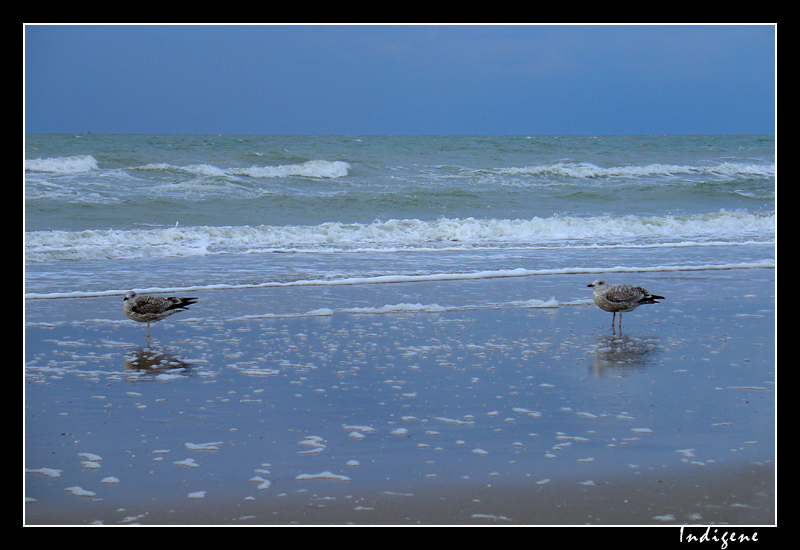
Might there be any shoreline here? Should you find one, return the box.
[25,268,776,526]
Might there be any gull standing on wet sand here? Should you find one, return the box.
[587,280,664,328]
[123,291,198,337]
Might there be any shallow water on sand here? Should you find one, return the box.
[24,269,774,525]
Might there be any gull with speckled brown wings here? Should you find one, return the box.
[123,291,198,337]
[587,280,664,328]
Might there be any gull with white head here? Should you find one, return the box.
[123,291,198,337]
[587,280,664,328]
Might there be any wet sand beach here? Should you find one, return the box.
[24,268,775,525]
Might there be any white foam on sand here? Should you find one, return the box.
[295,471,352,482]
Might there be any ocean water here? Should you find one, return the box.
[24,134,776,524]
[25,134,775,304]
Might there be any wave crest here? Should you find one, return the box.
[25,155,99,174]
[24,210,775,262]
[138,159,350,179]
[498,162,775,179]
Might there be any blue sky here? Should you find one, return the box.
[24,24,775,135]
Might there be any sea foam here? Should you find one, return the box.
[137,159,350,179]
[498,161,775,179]
[24,210,774,262]
[25,155,99,174]
[24,261,775,301]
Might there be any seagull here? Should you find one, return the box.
[123,291,198,337]
[587,280,664,327]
